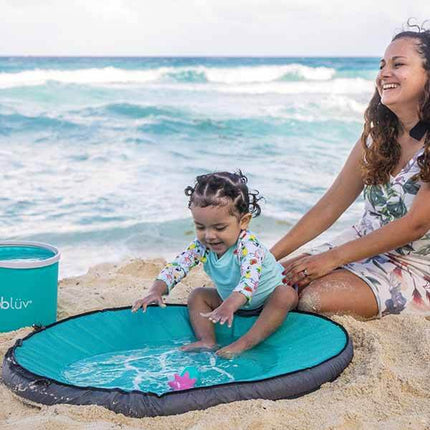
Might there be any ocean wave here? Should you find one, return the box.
[104,103,187,119]
[0,64,338,88]
[0,102,363,139]
[0,67,163,88]
[137,115,363,139]
[138,116,278,138]
[0,112,80,135]
[70,103,188,121]
[200,64,336,83]
[263,95,367,122]
[217,78,374,95]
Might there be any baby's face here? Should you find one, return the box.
[190,204,251,257]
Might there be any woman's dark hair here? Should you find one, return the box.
[361,21,430,184]
[184,171,262,217]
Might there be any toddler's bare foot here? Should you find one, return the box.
[180,340,216,352]
[216,339,250,359]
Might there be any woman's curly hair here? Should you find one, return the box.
[184,170,262,218]
[360,21,430,184]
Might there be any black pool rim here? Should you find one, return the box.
[2,305,353,418]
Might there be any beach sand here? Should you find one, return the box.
[1,258,429,429]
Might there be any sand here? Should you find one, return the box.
[1,258,429,430]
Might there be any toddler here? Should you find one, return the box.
[132,171,298,357]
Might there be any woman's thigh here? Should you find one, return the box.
[298,269,378,318]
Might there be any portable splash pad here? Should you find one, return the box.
[3,305,353,417]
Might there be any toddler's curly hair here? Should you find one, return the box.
[185,171,262,217]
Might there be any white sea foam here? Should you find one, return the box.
[202,64,335,83]
[262,95,368,122]
[0,64,336,88]
[0,67,166,88]
[217,78,374,95]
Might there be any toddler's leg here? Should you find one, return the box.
[217,285,298,358]
[180,287,223,351]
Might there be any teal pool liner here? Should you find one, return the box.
[3,306,353,417]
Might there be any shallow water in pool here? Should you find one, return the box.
[62,339,271,395]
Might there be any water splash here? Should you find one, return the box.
[62,340,243,395]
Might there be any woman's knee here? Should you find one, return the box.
[297,284,322,313]
[297,272,379,318]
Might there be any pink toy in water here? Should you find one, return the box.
[168,371,197,391]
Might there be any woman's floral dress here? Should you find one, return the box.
[307,147,430,317]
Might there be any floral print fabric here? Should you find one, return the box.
[157,240,207,293]
[233,230,265,300]
[307,147,430,317]
[157,230,271,303]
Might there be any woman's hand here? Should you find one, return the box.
[131,280,168,312]
[201,292,246,328]
[283,250,341,290]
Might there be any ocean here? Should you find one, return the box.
[0,57,378,278]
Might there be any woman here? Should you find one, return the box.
[271,26,430,318]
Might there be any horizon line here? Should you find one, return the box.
[0,54,380,59]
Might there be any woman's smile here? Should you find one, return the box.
[381,83,400,91]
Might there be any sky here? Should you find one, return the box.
[0,0,429,56]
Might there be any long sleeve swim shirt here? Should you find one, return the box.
[157,230,284,309]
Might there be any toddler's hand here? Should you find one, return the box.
[131,280,168,313]
[201,301,237,328]
[131,293,166,313]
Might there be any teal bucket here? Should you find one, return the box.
[0,241,60,333]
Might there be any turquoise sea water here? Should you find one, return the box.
[0,57,379,278]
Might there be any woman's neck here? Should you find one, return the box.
[397,115,426,146]
[392,107,420,134]
[399,118,421,135]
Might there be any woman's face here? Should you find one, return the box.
[376,38,428,113]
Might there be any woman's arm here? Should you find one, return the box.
[286,182,430,287]
[271,139,365,260]
[333,181,430,264]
